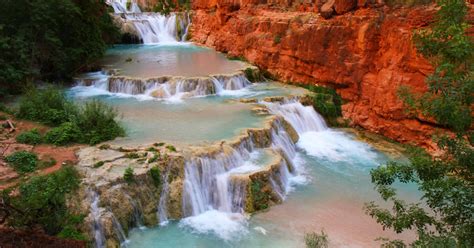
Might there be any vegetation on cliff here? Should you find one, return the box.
[0,166,85,240]
[365,0,473,246]
[0,0,118,94]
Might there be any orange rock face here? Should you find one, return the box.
[190,4,445,149]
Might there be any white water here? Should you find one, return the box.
[158,164,172,225]
[90,190,106,248]
[266,100,379,172]
[109,0,190,44]
[179,116,306,240]
[73,73,251,101]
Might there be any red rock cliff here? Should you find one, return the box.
[190,2,450,149]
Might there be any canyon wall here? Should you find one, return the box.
[190,2,445,149]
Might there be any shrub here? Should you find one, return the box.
[15,128,42,145]
[149,166,161,187]
[5,151,38,174]
[75,100,125,145]
[148,152,160,163]
[93,161,105,168]
[124,167,134,184]
[125,152,140,159]
[16,87,77,126]
[38,157,56,169]
[165,145,176,152]
[44,122,81,146]
[2,166,81,236]
[305,231,329,248]
[274,34,282,44]
[153,142,165,147]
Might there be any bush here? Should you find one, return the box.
[274,34,282,44]
[2,166,81,236]
[44,122,81,146]
[16,87,76,126]
[305,85,343,125]
[124,167,134,184]
[5,151,38,174]
[15,129,42,145]
[75,100,125,145]
[17,88,125,145]
[149,166,161,187]
[165,145,176,152]
[305,231,329,248]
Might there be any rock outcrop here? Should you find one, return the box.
[190,3,451,149]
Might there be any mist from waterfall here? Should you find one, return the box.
[108,0,190,44]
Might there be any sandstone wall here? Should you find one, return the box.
[190,4,446,149]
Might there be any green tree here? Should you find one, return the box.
[365,0,473,247]
[0,0,118,92]
[0,167,83,237]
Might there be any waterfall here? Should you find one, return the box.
[157,164,172,225]
[182,145,253,216]
[111,213,130,247]
[264,100,328,133]
[74,74,251,100]
[108,1,190,44]
[124,193,145,229]
[89,190,106,248]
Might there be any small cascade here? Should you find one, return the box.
[157,164,172,225]
[89,190,106,248]
[111,213,130,247]
[108,1,190,44]
[182,145,253,216]
[74,74,251,100]
[124,194,145,229]
[264,100,328,133]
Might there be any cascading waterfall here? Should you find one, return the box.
[108,0,190,44]
[90,190,106,248]
[157,163,172,225]
[74,74,251,100]
[124,193,145,229]
[264,100,328,133]
[182,143,254,217]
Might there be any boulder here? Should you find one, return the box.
[334,0,357,14]
[320,0,335,19]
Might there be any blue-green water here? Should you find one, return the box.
[125,131,419,247]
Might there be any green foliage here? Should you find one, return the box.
[153,142,165,147]
[305,230,329,248]
[0,103,13,115]
[166,145,177,152]
[38,157,57,169]
[274,34,282,44]
[125,152,140,159]
[16,128,42,145]
[17,87,76,126]
[75,100,125,145]
[148,152,161,163]
[366,1,473,246]
[250,181,269,211]
[93,161,105,168]
[17,88,125,145]
[152,0,178,15]
[0,0,119,92]
[305,85,342,125]
[44,122,82,146]
[149,166,161,187]
[5,151,38,174]
[402,0,473,133]
[124,167,134,184]
[2,166,81,236]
